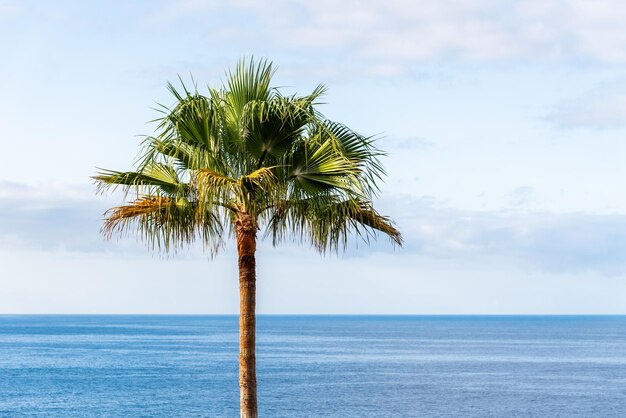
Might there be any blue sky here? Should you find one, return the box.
[2,0,626,313]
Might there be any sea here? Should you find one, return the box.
[0,315,624,417]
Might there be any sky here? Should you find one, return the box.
[2,0,626,313]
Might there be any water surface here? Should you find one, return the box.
[0,315,625,417]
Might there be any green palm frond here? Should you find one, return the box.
[288,138,360,195]
[157,90,220,152]
[152,139,215,171]
[93,163,185,196]
[226,58,275,117]
[240,88,325,162]
[266,196,402,252]
[322,122,385,192]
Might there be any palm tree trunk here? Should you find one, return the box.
[235,213,258,418]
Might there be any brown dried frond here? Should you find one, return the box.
[102,196,173,239]
[355,208,403,246]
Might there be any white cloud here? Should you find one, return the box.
[3,183,626,313]
[383,195,626,275]
[508,186,533,208]
[150,0,626,73]
[0,181,114,252]
[0,180,95,204]
[3,179,626,276]
[548,82,626,129]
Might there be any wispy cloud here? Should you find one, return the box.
[4,180,626,276]
[383,195,626,275]
[0,180,94,204]
[147,0,626,78]
[0,181,112,252]
[547,81,626,129]
[507,186,533,208]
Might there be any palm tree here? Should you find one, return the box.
[94,58,401,418]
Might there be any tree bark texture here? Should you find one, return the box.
[235,213,258,418]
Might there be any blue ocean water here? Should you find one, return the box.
[0,316,625,417]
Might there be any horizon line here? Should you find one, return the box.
[1,313,625,317]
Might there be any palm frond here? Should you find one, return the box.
[103,195,224,255]
[196,168,236,190]
[240,88,324,162]
[240,166,276,191]
[266,196,402,252]
[160,91,219,152]
[93,163,184,196]
[288,138,360,195]
[226,57,275,117]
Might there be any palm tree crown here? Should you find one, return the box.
[95,58,401,253]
